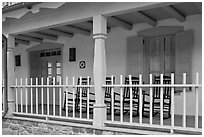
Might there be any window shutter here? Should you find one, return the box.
[127,36,144,76]
[175,30,193,84]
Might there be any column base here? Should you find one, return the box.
[6,100,15,116]
[93,103,107,127]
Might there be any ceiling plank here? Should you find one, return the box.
[61,25,91,36]
[15,34,43,43]
[15,39,30,45]
[161,5,186,22]
[79,21,93,30]
[45,28,74,38]
[194,2,202,13]
[108,16,133,31]
[26,32,58,41]
[81,21,111,33]
[5,17,17,22]
[134,11,157,26]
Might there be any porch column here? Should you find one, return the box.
[7,35,15,116]
[93,15,107,127]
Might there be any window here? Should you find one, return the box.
[40,49,61,57]
[127,29,193,84]
[146,35,175,77]
[15,55,21,66]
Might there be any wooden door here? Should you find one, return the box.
[40,55,62,105]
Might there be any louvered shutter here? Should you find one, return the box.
[175,30,193,84]
[127,36,144,76]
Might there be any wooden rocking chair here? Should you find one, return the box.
[63,77,95,112]
[115,76,140,116]
[104,76,116,114]
[142,75,171,119]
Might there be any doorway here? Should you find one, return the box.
[39,49,62,105]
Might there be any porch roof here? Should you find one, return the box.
[2,2,201,46]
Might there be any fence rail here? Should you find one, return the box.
[2,80,5,113]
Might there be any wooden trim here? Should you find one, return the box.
[105,121,202,133]
[12,112,93,123]
[161,6,186,22]
[102,84,201,88]
[138,26,184,37]
[12,83,201,88]
[109,16,133,31]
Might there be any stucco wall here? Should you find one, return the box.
[11,14,202,115]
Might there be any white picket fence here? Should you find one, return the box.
[103,73,201,133]
[6,73,202,134]
[2,2,21,8]
[12,76,94,123]
[2,80,5,113]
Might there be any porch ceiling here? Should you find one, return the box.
[11,2,201,46]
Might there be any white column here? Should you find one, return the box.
[7,35,15,116]
[93,15,107,127]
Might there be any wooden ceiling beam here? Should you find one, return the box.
[161,5,186,22]
[134,12,157,26]
[43,28,74,38]
[26,32,58,41]
[109,16,133,31]
[15,39,30,45]
[15,34,43,43]
[81,21,111,33]
[62,25,91,36]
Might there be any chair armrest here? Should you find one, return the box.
[64,91,76,95]
[142,92,149,96]
[114,92,120,96]
[89,92,95,96]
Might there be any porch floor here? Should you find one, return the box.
[16,105,202,129]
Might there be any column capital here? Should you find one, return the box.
[93,15,107,35]
[93,33,107,39]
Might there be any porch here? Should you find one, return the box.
[2,2,202,135]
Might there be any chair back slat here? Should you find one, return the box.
[76,77,91,98]
[124,76,139,99]
[153,75,171,99]
[105,77,115,98]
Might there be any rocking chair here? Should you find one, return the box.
[63,77,95,112]
[104,76,116,114]
[142,75,171,119]
[115,76,140,116]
